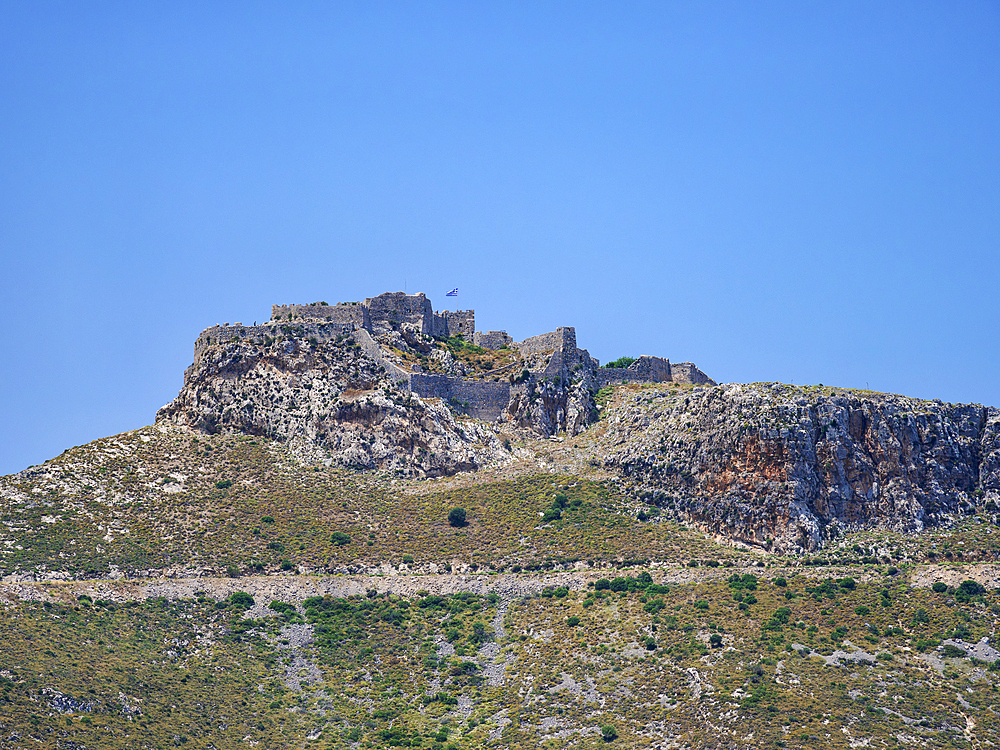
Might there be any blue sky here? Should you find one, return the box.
[2,1,998,475]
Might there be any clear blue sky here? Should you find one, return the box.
[2,1,998,475]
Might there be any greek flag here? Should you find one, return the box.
[446,288,458,297]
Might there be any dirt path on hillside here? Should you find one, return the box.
[1,564,990,605]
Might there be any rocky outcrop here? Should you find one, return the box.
[504,337,599,437]
[597,382,1000,553]
[156,332,510,476]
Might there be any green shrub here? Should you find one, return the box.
[215,479,233,490]
[604,357,636,369]
[448,507,467,527]
[261,516,275,524]
[402,554,414,564]
[932,581,948,594]
[727,573,758,591]
[228,591,254,610]
[942,644,967,659]
[839,577,856,590]
[595,579,611,590]
[710,633,723,648]
[567,616,581,627]
[773,577,787,587]
[855,606,870,616]
[643,599,666,615]
[600,724,618,741]
[330,531,351,546]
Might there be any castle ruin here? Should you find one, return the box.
[190,291,715,425]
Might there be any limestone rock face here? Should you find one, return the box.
[156,333,509,477]
[503,351,598,437]
[596,382,1000,553]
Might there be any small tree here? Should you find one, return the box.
[448,507,467,527]
[228,591,254,610]
[600,724,618,741]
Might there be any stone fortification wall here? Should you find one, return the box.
[473,330,513,350]
[270,302,369,329]
[409,374,510,421]
[271,292,477,341]
[516,327,577,359]
[435,310,475,339]
[196,293,715,423]
[627,356,672,382]
[365,292,437,335]
[596,357,717,388]
[670,362,716,385]
[516,327,593,378]
[596,368,653,388]
[354,327,411,384]
[193,320,357,366]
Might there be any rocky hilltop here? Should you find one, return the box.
[156,291,712,476]
[153,291,1000,552]
[155,328,509,477]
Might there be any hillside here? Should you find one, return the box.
[3,300,1000,749]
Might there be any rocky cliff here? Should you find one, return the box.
[596,382,1000,553]
[156,331,509,477]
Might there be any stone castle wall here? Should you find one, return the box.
[473,330,513,350]
[193,320,356,366]
[437,310,475,339]
[270,294,477,340]
[596,357,716,388]
[596,368,653,388]
[365,292,437,335]
[354,327,411,384]
[270,302,369,329]
[516,327,576,358]
[409,373,510,421]
[669,362,716,385]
